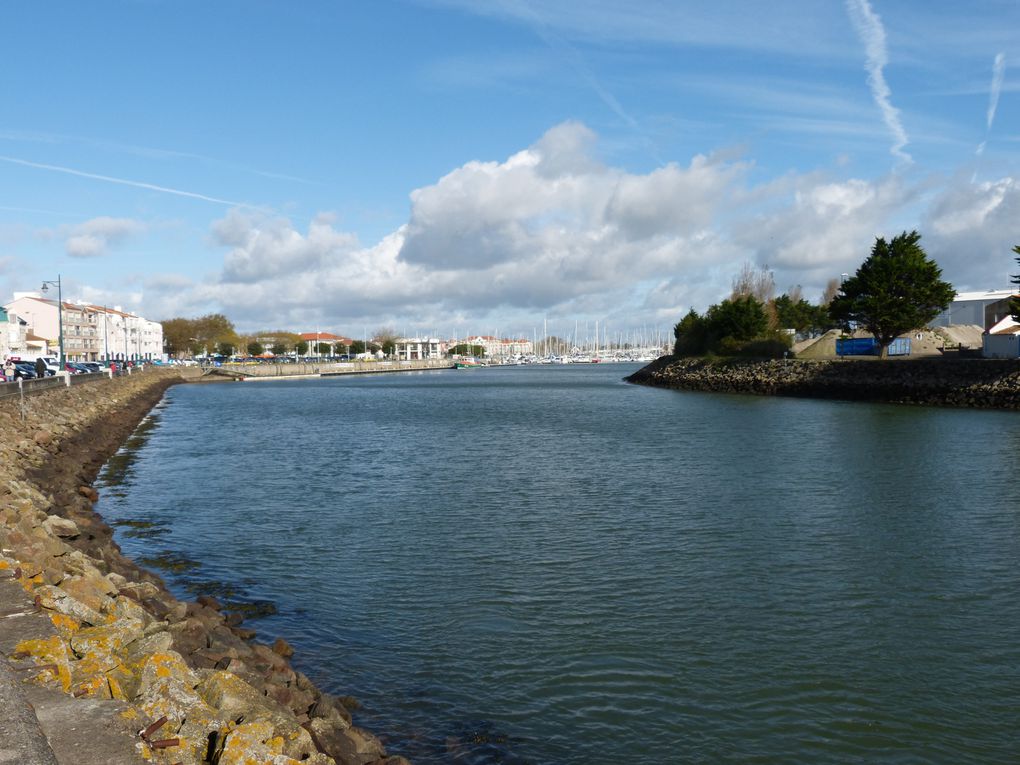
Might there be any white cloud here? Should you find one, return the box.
[128,121,1019,332]
[399,122,743,275]
[730,174,919,295]
[64,216,144,258]
[215,210,359,283]
[925,176,1020,291]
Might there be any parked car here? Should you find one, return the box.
[81,362,102,373]
[13,363,38,379]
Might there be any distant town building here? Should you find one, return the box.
[299,332,354,355]
[394,337,442,360]
[3,294,164,361]
[931,290,1016,331]
[465,335,534,358]
[0,306,28,360]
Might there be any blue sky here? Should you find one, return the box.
[1,0,1017,339]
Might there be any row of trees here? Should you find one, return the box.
[673,264,834,358]
[674,231,957,359]
[161,315,400,358]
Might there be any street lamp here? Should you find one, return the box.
[102,307,109,362]
[40,275,64,367]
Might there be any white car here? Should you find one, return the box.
[37,357,60,375]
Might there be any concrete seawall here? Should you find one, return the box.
[0,369,407,765]
[627,355,1020,409]
[203,359,453,380]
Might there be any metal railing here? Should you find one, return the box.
[0,366,145,401]
[0,375,64,401]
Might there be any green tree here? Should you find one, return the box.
[161,318,193,358]
[271,342,287,356]
[773,294,831,334]
[247,341,264,356]
[295,340,308,355]
[673,310,708,356]
[829,231,955,358]
[705,295,769,346]
[349,340,366,355]
[373,327,399,356]
[313,342,330,355]
[449,343,485,357]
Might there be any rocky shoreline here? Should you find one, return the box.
[627,355,1020,409]
[0,369,406,765]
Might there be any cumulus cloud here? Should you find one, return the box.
[731,174,918,291]
[924,175,1020,290]
[215,210,359,283]
[399,121,744,273]
[64,216,143,257]
[130,120,1018,332]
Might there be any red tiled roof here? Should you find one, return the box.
[299,332,354,343]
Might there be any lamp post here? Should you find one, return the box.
[40,275,64,367]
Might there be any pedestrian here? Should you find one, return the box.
[3,358,14,381]
[35,357,46,377]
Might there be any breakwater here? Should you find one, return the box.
[627,355,1020,408]
[0,370,405,764]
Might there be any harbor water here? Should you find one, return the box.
[97,364,1020,764]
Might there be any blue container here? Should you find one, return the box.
[836,337,878,356]
[887,337,911,356]
[835,337,912,356]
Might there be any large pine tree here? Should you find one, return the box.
[1010,245,1020,322]
[829,231,955,358]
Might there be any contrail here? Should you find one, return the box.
[0,204,77,217]
[0,155,247,207]
[987,52,1006,130]
[976,53,1006,158]
[846,0,911,163]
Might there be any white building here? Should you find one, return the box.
[3,294,164,362]
[465,335,534,359]
[931,290,1015,330]
[982,315,1020,358]
[394,337,442,360]
[0,307,28,360]
[96,305,164,362]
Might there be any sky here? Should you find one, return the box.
[0,0,1018,341]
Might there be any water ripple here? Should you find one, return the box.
[96,366,1020,764]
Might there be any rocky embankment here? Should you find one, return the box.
[628,355,1020,408]
[0,370,406,765]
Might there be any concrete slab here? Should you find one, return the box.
[0,656,59,765]
[23,683,143,765]
[0,578,145,765]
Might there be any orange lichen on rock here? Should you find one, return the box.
[14,634,73,692]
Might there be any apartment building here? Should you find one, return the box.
[0,307,28,360]
[466,335,534,359]
[3,294,164,361]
